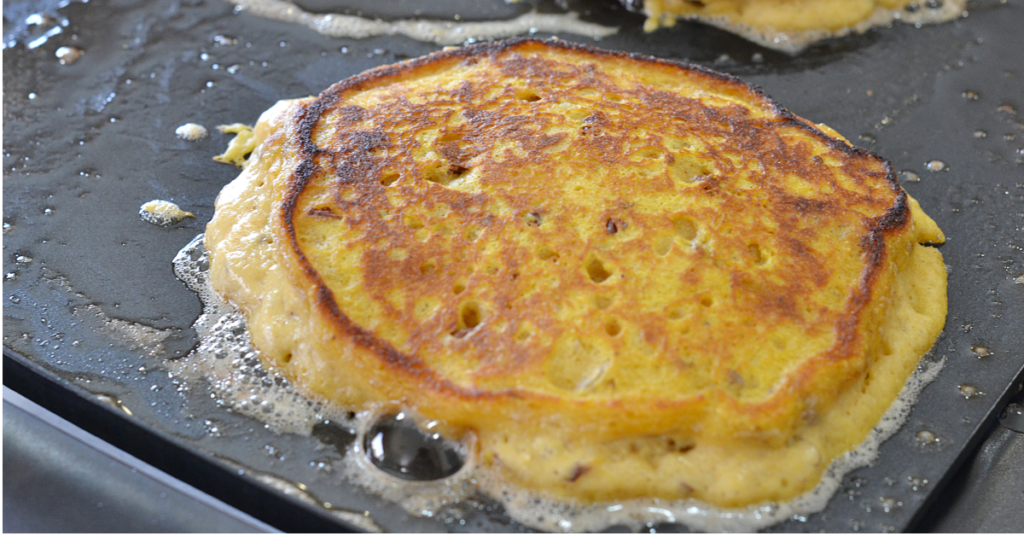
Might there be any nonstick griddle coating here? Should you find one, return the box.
[4,0,1024,531]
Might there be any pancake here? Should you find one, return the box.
[205,38,946,509]
[628,0,968,53]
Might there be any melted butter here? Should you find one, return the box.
[139,200,194,226]
[175,122,209,141]
[39,269,176,356]
[226,0,617,45]
[172,232,946,531]
[214,454,384,532]
[80,303,175,357]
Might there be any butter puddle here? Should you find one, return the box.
[173,232,945,532]
[214,454,385,532]
[226,0,617,45]
[40,269,176,356]
[80,303,175,356]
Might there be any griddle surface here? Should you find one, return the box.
[4,0,1024,532]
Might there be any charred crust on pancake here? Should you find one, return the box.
[280,38,912,409]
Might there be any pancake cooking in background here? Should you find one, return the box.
[204,38,946,509]
[626,0,968,53]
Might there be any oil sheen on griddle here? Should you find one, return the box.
[173,234,946,532]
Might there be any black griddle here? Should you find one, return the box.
[4,0,1024,532]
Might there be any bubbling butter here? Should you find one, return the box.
[139,200,194,226]
[175,122,209,141]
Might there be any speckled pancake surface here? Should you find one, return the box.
[205,38,947,507]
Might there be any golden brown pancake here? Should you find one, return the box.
[205,38,946,508]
